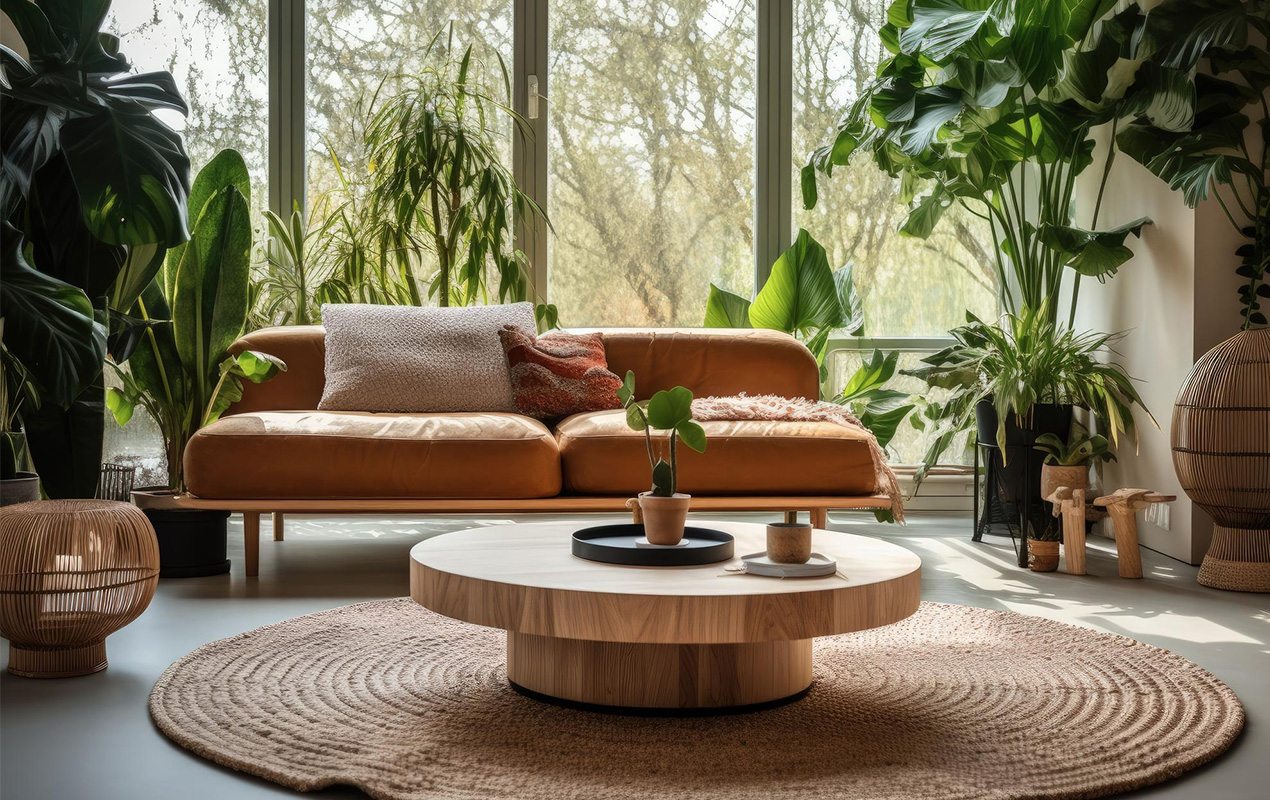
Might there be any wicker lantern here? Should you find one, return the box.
[0,500,160,677]
[1172,329,1270,592]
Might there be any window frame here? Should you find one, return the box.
[266,0,966,347]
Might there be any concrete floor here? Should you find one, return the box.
[1,511,1266,800]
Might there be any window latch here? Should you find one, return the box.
[528,75,541,120]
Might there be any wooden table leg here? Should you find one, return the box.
[243,511,260,578]
[273,512,285,542]
[506,632,812,710]
[1107,505,1143,579]
[811,507,829,530]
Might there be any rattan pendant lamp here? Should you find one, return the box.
[1172,329,1270,592]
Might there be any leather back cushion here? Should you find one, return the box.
[229,325,819,414]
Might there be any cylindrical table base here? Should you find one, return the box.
[8,641,108,678]
[1198,526,1270,593]
[506,632,813,710]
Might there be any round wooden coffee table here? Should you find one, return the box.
[409,520,920,711]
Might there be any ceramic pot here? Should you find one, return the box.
[0,472,40,507]
[1028,538,1060,572]
[132,487,231,578]
[1172,328,1270,592]
[638,492,691,545]
[1040,464,1089,503]
[766,522,812,564]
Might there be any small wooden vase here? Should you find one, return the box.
[766,522,812,564]
[1028,539,1060,572]
[638,492,691,545]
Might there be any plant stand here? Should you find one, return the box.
[973,440,1042,568]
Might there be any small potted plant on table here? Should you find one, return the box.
[617,372,707,545]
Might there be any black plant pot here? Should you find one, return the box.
[142,508,232,579]
[975,400,1072,540]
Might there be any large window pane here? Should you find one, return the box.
[548,1,757,326]
[306,2,513,209]
[104,2,268,485]
[793,0,997,336]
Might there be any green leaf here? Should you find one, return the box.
[105,386,134,427]
[232,350,287,383]
[703,284,753,328]
[800,162,818,210]
[1038,218,1151,280]
[166,148,250,298]
[646,386,694,430]
[896,87,964,155]
[900,0,998,62]
[899,188,951,238]
[617,370,636,405]
[840,350,899,402]
[22,375,104,499]
[677,420,707,453]
[625,403,647,431]
[173,183,252,387]
[109,242,167,314]
[861,403,914,451]
[1143,0,1250,72]
[650,459,674,497]
[750,229,845,334]
[833,264,865,336]
[0,224,106,406]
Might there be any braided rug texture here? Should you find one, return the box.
[150,599,1242,800]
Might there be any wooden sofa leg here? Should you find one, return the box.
[812,508,829,530]
[274,512,285,542]
[243,511,260,578]
[784,510,800,524]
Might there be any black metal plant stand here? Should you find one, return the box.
[972,439,1039,569]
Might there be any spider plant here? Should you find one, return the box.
[905,307,1154,481]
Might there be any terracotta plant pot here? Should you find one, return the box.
[766,522,812,564]
[1028,538,1060,572]
[1040,464,1089,503]
[638,492,691,545]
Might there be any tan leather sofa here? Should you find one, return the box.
[181,326,891,576]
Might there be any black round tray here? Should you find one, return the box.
[572,524,735,566]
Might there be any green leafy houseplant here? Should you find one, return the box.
[107,151,284,492]
[1034,432,1116,467]
[798,0,1223,328]
[1,0,191,497]
[1108,0,1270,328]
[704,229,862,378]
[361,25,546,309]
[905,307,1153,482]
[616,372,707,498]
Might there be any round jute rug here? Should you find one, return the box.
[150,599,1243,800]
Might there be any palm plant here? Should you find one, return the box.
[1,0,191,497]
[360,26,545,308]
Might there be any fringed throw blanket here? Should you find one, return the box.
[692,394,905,522]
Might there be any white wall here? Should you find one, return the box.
[1074,128,1250,563]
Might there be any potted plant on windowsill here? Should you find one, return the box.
[1035,432,1116,502]
[107,150,285,577]
[617,372,707,545]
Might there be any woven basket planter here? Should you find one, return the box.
[1172,329,1270,592]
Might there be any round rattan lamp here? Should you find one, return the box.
[0,500,160,677]
[1172,329,1270,592]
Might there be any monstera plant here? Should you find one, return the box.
[0,0,191,497]
[1109,0,1270,328]
[108,151,284,493]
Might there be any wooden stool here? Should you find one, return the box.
[1047,486,1087,575]
[1093,489,1176,579]
[0,500,160,677]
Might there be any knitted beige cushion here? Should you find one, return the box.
[318,303,536,413]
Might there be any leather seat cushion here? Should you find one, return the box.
[184,412,561,499]
[556,410,878,496]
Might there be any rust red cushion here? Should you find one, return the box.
[498,326,622,420]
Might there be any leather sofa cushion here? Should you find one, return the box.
[556,409,878,496]
[184,412,561,499]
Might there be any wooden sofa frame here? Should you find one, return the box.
[173,494,893,577]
